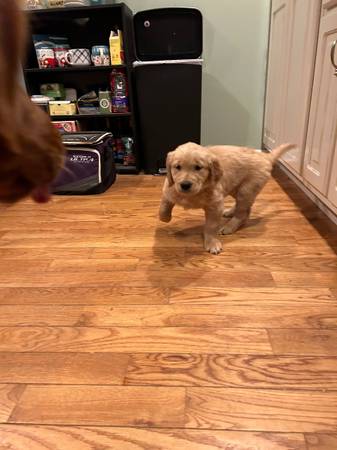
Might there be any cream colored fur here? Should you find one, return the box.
[159,142,295,254]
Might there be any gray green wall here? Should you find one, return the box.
[125,0,270,147]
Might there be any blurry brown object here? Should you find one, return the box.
[0,0,64,203]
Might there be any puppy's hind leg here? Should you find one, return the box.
[220,183,262,235]
[223,205,236,218]
[159,198,175,223]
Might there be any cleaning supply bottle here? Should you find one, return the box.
[110,69,129,113]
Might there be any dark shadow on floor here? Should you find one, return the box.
[273,166,337,256]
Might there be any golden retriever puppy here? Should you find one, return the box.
[0,0,64,203]
[159,142,295,254]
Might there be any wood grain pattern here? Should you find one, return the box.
[141,254,337,272]
[0,270,275,288]
[91,247,187,259]
[125,354,337,389]
[0,353,129,385]
[0,426,307,450]
[185,388,337,432]
[296,237,337,248]
[0,173,336,444]
[269,329,337,356]
[272,271,337,288]
[0,286,168,305]
[0,248,92,259]
[0,260,51,273]
[0,303,336,328]
[0,235,298,249]
[9,386,186,427]
[305,433,337,449]
[0,327,272,354]
[0,385,25,422]
[49,258,139,271]
[93,245,337,259]
[169,287,335,305]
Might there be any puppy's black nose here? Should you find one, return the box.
[180,181,192,191]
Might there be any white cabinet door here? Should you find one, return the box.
[303,5,337,195]
[280,0,320,173]
[263,0,289,150]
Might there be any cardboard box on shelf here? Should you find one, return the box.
[49,101,77,116]
[109,29,124,65]
[47,0,65,6]
[52,121,79,132]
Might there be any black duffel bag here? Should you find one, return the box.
[52,132,117,195]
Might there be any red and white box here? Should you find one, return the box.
[52,121,79,133]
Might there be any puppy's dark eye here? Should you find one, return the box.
[175,165,181,170]
[195,165,202,171]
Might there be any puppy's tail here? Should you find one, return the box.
[268,143,297,165]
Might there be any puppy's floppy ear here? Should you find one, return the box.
[166,151,174,187]
[209,155,222,183]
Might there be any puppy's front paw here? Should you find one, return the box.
[159,212,172,223]
[205,238,223,255]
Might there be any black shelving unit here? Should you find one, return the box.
[24,65,126,73]
[51,113,131,120]
[24,3,139,174]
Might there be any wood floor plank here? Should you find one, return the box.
[9,386,186,427]
[0,248,92,260]
[272,272,337,288]
[0,385,25,422]
[0,237,128,250]
[185,388,337,432]
[140,255,337,272]
[269,329,337,356]
[0,303,336,328]
[0,353,129,385]
[305,433,337,449]
[0,212,108,221]
[0,216,321,233]
[49,258,139,272]
[169,287,335,305]
[93,245,337,258]
[0,287,168,305]
[296,237,337,248]
[0,219,161,231]
[0,260,51,273]
[0,235,298,249]
[0,327,272,354]
[0,270,275,288]
[0,426,307,450]
[91,247,187,259]
[125,354,337,389]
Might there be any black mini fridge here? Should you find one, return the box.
[133,8,203,174]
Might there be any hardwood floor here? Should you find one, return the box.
[0,168,337,449]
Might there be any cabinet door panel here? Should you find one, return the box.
[304,10,337,194]
[327,141,337,207]
[263,0,289,149]
[280,0,320,173]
